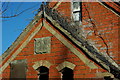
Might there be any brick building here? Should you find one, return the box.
[1,1,120,80]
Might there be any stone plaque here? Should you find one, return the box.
[34,37,51,54]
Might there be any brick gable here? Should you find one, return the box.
[2,2,120,79]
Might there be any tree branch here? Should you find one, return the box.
[1,3,40,18]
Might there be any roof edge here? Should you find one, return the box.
[43,5,120,78]
[2,11,43,61]
[99,2,120,17]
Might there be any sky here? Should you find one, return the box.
[1,2,43,55]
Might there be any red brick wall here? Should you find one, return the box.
[2,2,119,79]
[49,2,120,65]
[49,2,71,18]
[2,18,106,79]
[82,2,120,65]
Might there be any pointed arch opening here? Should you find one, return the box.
[37,66,49,80]
[60,67,74,80]
[56,61,76,80]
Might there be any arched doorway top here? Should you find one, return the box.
[56,61,76,71]
[32,60,52,70]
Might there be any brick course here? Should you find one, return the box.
[2,2,119,79]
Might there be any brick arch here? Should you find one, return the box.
[56,61,76,71]
[32,60,52,70]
